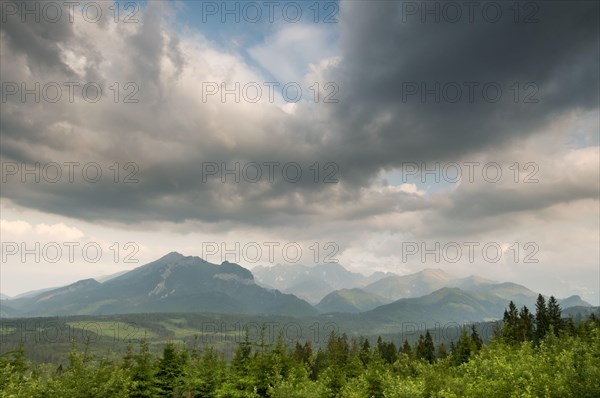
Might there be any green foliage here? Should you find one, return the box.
[547,296,563,336]
[535,294,550,341]
[375,336,397,365]
[415,331,435,363]
[518,305,535,342]
[1,312,598,397]
[155,341,187,395]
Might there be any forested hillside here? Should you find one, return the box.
[1,297,599,397]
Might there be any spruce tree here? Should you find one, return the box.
[155,342,186,396]
[416,332,435,363]
[502,301,519,343]
[535,294,549,340]
[566,316,577,336]
[547,296,563,336]
[453,328,472,365]
[129,339,158,398]
[470,325,483,351]
[401,339,412,358]
[359,338,371,366]
[518,305,534,342]
[436,343,449,360]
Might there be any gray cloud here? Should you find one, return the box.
[324,0,599,180]
[0,0,598,233]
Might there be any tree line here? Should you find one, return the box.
[1,294,599,397]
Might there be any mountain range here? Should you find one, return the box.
[1,253,593,324]
[251,263,393,303]
[4,252,316,317]
[256,266,591,314]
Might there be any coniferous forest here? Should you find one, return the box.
[1,297,599,397]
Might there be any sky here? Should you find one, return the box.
[0,0,599,304]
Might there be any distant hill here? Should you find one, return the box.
[252,263,393,303]
[7,252,317,317]
[363,269,454,301]
[562,305,599,319]
[0,303,19,318]
[449,278,592,309]
[448,277,539,308]
[364,287,509,325]
[284,279,335,305]
[11,287,58,300]
[0,293,10,300]
[558,295,592,308]
[316,288,392,313]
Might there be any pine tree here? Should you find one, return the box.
[436,343,449,360]
[547,296,563,336]
[401,339,412,358]
[346,338,364,379]
[449,341,456,355]
[231,331,253,382]
[535,294,549,340]
[253,337,277,396]
[359,337,371,366]
[374,336,397,364]
[293,341,312,366]
[363,355,386,398]
[415,331,435,363]
[192,347,225,398]
[155,341,186,396]
[321,332,349,397]
[470,325,483,351]
[311,348,327,381]
[129,338,158,398]
[453,328,472,365]
[502,301,519,343]
[382,341,398,365]
[325,331,349,368]
[566,316,577,336]
[518,305,534,342]
[375,336,384,357]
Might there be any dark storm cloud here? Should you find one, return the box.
[0,6,75,76]
[322,0,599,184]
[0,0,598,229]
[420,179,599,238]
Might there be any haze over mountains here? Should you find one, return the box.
[254,265,591,314]
[252,263,394,303]
[0,253,593,324]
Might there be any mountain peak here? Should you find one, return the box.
[160,251,185,261]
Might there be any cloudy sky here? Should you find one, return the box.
[1,0,598,304]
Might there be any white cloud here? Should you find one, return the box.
[248,23,338,84]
